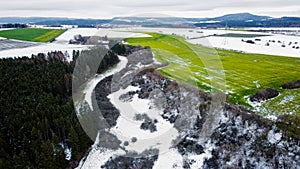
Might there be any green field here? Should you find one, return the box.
[0,28,66,42]
[126,33,300,116]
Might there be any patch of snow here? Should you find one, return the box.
[188,152,212,169]
[187,141,215,169]
[246,97,262,111]
[77,146,125,169]
[108,85,180,154]
[268,130,282,144]
[59,143,72,160]
[76,131,125,169]
[151,51,161,64]
[265,115,278,121]
[0,28,15,31]
[153,148,183,169]
[64,147,72,161]
[114,18,132,22]
[225,90,235,94]
[253,80,261,88]
[279,95,295,105]
[198,20,221,24]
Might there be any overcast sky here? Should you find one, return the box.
[0,0,300,18]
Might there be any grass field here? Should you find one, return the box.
[126,33,300,116]
[0,28,66,42]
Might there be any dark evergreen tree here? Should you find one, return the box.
[68,126,80,160]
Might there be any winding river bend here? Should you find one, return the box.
[82,56,128,111]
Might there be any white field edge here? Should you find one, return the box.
[0,28,151,59]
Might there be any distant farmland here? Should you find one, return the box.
[0,28,66,42]
[215,33,270,38]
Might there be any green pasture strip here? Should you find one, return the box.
[0,28,66,42]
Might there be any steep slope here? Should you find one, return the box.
[76,47,300,169]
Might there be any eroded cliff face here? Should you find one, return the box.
[78,48,300,169]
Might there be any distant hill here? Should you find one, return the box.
[1,13,300,28]
[110,17,193,27]
[34,19,112,27]
[0,17,69,24]
[211,12,271,21]
[0,17,112,28]
[193,13,300,28]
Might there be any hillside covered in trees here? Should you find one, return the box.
[0,45,122,168]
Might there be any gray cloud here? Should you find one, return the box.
[0,0,299,18]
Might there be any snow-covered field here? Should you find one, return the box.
[0,28,15,31]
[55,28,151,44]
[0,28,151,59]
[247,27,300,31]
[0,42,90,59]
[0,39,39,50]
[194,34,300,57]
[127,27,300,58]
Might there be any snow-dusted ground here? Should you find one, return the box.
[2,26,298,168]
[188,151,212,169]
[108,85,180,154]
[267,129,282,144]
[152,148,183,169]
[76,132,126,169]
[78,52,186,168]
[278,95,296,105]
